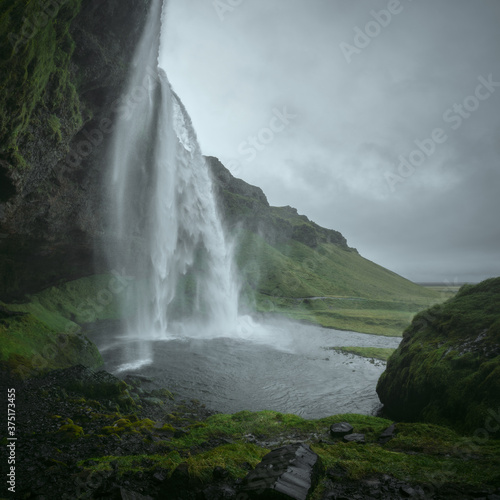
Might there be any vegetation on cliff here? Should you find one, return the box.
[0,0,83,169]
[377,277,500,435]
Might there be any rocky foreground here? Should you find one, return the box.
[2,365,499,500]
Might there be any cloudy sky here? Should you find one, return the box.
[160,0,500,283]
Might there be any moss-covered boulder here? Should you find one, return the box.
[377,277,500,435]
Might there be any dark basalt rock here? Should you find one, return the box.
[201,483,237,500]
[343,433,365,444]
[329,422,353,438]
[96,486,154,499]
[379,423,397,444]
[239,443,321,500]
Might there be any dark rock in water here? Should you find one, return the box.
[239,443,321,499]
[330,422,354,438]
[343,433,365,444]
[379,423,397,444]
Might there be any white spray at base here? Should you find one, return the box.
[106,0,253,370]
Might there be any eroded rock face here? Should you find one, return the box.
[239,443,321,500]
[377,278,500,435]
[0,0,152,299]
[207,156,351,250]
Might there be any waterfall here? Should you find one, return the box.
[106,0,240,368]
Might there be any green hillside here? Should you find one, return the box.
[377,277,500,434]
[207,157,442,336]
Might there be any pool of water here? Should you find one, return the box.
[87,317,400,419]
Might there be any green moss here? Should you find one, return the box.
[0,273,135,377]
[186,443,269,482]
[101,417,156,436]
[47,113,62,141]
[377,278,500,434]
[328,346,397,361]
[76,443,269,484]
[0,312,102,379]
[0,0,83,167]
[77,410,500,490]
[57,420,84,440]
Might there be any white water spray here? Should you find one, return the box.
[106,0,240,367]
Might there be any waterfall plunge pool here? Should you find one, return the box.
[86,317,401,419]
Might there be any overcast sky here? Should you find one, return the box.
[160,0,500,283]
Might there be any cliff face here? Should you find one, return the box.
[377,278,500,435]
[206,156,351,250]
[0,0,152,299]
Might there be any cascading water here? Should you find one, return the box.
[106,0,240,368]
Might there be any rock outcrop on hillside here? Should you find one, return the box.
[207,156,351,250]
[377,277,500,435]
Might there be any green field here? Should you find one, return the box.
[236,231,445,337]
[326,346,397,361]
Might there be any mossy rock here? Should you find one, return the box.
[57,419,84,441]
[101,417,156,436]
[377,278,500,435]
[0,313,102,379]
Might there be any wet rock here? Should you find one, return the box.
[153,471,167,483]
[118,488,154,500]
[239,443,321,499]
[378,423,397,445]
[213,466,230,481]
[202,483,237,499]
[330,422,353,438]
[400,485,417,497]
[343,433,365,444]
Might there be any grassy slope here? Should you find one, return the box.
[327,346,397,361]
[377,277,500,434]
[236,230,442,336]
[0,275,128,377]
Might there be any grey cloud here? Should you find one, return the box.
[162,0,500,282]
